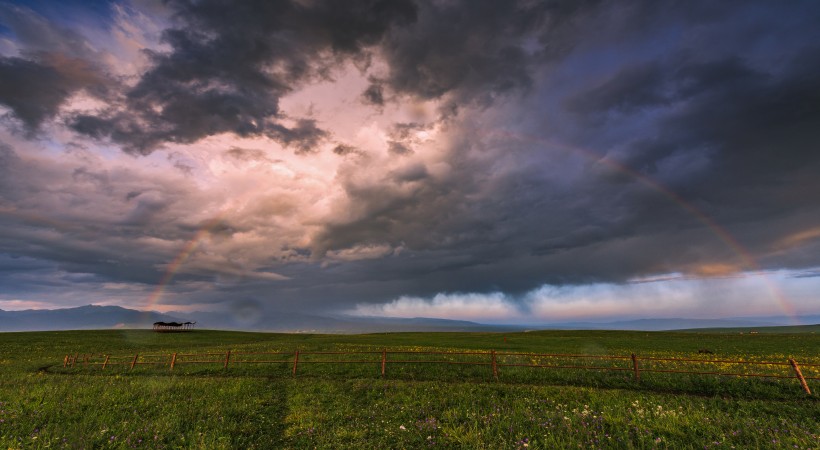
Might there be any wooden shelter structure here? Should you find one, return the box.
[152,321,196,332]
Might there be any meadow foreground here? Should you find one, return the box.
[1,329,818,448]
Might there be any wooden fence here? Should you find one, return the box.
[61,349,817,395]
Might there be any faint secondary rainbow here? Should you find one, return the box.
[488,129,797,322]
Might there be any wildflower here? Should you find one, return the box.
[399,425,406,431]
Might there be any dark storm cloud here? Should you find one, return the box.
[266,119,328,155]
[0,58,73,130]
[63,0,610,154]
[370,0,568,105]
[565,47,820,230]
[565,61,669,115]
[361,81,385,106]
[69,0,418,154]
[332,144,360,156]
[0,54,109,133]
[224,147,271,162]
[0,142,206,287]
[0,3,112,132]
[302,0,820,305]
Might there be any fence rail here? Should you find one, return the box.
[60,349,816,395]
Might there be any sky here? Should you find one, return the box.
[1,0,819,324]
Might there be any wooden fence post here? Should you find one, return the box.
[292,350,299,377]
[170,353,177,370]
[102,355,110,370]
[789,359,812,395]
[631,353,640,381]
[224,350,231,370]
[491,350,499,380]
[130,354,139,371]
[381,349,387,377]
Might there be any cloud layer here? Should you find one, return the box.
[1,0,819,320]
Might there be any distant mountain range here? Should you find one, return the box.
[0,305,175,331]
[0,305,513,333]
[0,305,818,333]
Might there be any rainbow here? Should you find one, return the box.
[143,214,229,312]
[485,129,797,322]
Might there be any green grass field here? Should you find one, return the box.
[1,329,818,449]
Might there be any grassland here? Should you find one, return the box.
[676,324,820,334]
[1,329,818,449]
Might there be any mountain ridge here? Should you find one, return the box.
[1,305,818,332]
